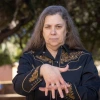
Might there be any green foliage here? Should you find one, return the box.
[0,38,22,65]
[0,49,12,66]
[0,0,100,65]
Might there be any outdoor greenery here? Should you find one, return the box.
[0,0,100,65]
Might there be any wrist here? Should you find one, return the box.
[40,64,49,77]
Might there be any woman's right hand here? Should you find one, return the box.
[40,64,70,99]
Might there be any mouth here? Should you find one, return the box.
[49,38,58,40]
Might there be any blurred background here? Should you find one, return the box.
[0,0,100,100]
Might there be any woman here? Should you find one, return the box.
[12,5,100,100]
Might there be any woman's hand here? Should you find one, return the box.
[40,64,69,99]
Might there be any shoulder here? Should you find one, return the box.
[69,49,93,60]
[23,50,34,56]
[20,50,35,62]
[70,48,91,54]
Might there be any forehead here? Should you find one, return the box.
[44,14,65,25]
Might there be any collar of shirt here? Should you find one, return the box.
[33,44,70,61]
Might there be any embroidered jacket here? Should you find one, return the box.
[12,44,100,100]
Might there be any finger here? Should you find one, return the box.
[45,83,49,96]
[39,87,45,91]
[39,86,56,92]
[59,76,65,85]
[59,78,70,94]
[48,85,57,90]
[51,88,55,99]
[39,85,57,91]
[56,82,64,98]
[64,83,70,93]
[66,83,70,87]
[48,84,69,90]
[58,84,69,94]
[58,64,69,73]
[58,87,64,98]
[64,84,69,93]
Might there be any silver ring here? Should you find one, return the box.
[51,84,55,86]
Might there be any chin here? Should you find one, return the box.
[50,43,62,47]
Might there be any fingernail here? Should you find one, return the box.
[68,84,70,87]
[61,95,64,98]
[53,96,55,99]
[66,90,68,93]
[45,92,47,96]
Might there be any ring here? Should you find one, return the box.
[51,84,55,86]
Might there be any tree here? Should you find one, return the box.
[0,0,100,65]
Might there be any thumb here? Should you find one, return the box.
[39,87,45,91]
[58,64,69,73]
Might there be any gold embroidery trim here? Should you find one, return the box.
[29,79,42,92]
[68,66,82,71]
[66,84,75,100]
[60,50,84,64]
[29,66,39,82]
[22,69,34,92]
[74,84,81,100]
[24,50,34,54]
[36,55,52,64]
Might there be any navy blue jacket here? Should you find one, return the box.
[12,44,100,100]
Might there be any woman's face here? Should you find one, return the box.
[43,13,67,49]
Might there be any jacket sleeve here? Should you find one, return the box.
[12,53,43,96]
[64,54,100,100]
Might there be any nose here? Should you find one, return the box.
[50,28,56,35]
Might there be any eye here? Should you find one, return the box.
[56,25,62,29]
[44,25,50,29]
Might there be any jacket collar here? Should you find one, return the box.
[33,44,70,57]
[62,44,70,54]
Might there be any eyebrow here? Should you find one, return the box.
[44,24,63,26]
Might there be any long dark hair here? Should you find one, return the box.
[24,5,84,52]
